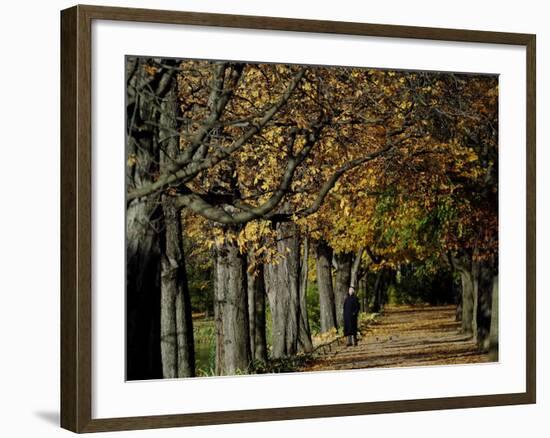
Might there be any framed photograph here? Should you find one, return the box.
[60,4,536,433]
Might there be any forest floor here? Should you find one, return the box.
[300,304,491,372]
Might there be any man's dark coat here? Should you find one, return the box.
[343,293,360,336]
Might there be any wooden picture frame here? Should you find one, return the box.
[60,4,536,433]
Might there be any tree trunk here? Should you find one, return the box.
[126,58,177,380]
[477,263,495,350]
[359,276,368,312]
[460,270,475,336]
[334,252,353,328]
[350,248,364,289]
[160,198,195,378]
[175,286,195,377]
[213,252,224,375]
[372,269,384,313]
[158,85,195,378]
[265,223,304,358]
[351,250,370,312]
[458,259,481,343]
[247,265,256,360]
[159,205,178,379]
[247,261,267,363]
[316,240,337,332]
[214,233,251,375]
[372,268,395,313]
[488,274,499,361]
[384,268,396,307]
[455,275,463,322]
[472,265,479,345]
[452,253,483,344]
[298,237,313,352]
[126,200,162,380]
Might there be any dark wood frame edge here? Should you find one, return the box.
[60,4,537,433]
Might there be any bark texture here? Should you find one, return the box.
[160,197,195,377]
[248,261,267,363]
[477,264,495,350]
[213,253,224,376]
[460,270,475,335]
[334,252,353,328]
[316,240,337,332]
[265,223,302,358]
[452,253,498,348]
[126,58,177,380]
[158,87,195,378]
[214,234,251,375]
[349,248,364,289]
[298,237,313,352]
[126,201,162,380]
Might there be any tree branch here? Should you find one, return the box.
[127,68,306,202]
[173,123,318,224]
[294,142,395,217]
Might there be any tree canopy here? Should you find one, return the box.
[125,57,499,379]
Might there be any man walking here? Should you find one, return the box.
[343,286,360,346]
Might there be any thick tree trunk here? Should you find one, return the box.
[452,253,484,344]
[247,261,267,363]
[175,288,195,377]
[214,234,251,375]
[159,206,178,379]
[126,58,177,380]
[316,240,337,332]
[334,252,353,328]
[265,223,303,358]
[126,200,162,380]
[488,274,499,361]
[298,237,313,352]
[160,197,195,378]
[459,262,483,344]
[158,87,195,378]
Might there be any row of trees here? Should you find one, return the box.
[125,58,499,379]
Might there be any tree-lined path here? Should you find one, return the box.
[125,57,499,379]
[302,305,490,372]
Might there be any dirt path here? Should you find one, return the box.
[301,305,490,372]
